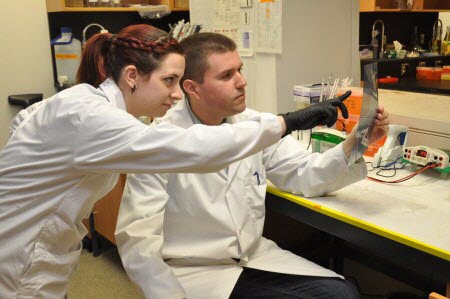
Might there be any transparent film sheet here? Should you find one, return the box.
[348,62,379,165]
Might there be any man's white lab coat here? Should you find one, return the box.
[0,79,282,298]
[116,99,367,299]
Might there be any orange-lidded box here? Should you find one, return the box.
[364,135,387,157]
[336,114,359,133]
[442,65,450,73]
[417,67,442,80]
[337,87,363,116]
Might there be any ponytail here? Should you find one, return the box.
[76,25,183,88]
[76,33,112,88]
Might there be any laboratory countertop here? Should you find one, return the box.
[379,78,450,95]
[377,89,450,135]
[267,165,450,261]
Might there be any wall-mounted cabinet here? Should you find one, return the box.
[360,0,450,12]
[46,0,189,12]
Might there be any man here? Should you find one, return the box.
[115,33,389,299]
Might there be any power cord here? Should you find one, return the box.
[367,162,438,183]
[366,156,406,178]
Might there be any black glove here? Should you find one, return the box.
[280,90,351,137]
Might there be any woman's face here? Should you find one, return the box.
[128,53,185,118]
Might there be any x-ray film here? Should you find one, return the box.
[348,63,379,165]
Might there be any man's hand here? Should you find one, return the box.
[342,105,390,159]
[279,90,351,137]
[368,105,390,145]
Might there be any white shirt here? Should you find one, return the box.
[0,79,282,298]
[116,99,368,299]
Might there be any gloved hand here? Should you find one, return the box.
[280,90,351,137]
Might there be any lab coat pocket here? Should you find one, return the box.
[243,171,266,220]
[18,217,83,298]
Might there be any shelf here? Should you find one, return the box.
[361,9,450,12]
[46,0,188,12]
[360,0,450,12]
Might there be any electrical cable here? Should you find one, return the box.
[366,156,405,178]
[367,162,438,183]
[306,128,313,151]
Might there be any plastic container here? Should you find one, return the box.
[416,67,442,80]
[87,0,99,6]
[337,87,363,116]
[378,76,399,84]
[336,114,359,133]
[51,27,82,86]
[311,129,346,154]
[442,65,450,73]
[364,135,387,157]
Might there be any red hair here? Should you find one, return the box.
[76,24,183,87]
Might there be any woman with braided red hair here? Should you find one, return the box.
[0,24,290,298]
[0,23,351,297]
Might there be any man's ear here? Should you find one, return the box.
[183,79,199,100]
[123,65,138,89]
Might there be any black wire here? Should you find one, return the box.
[367,157,405,178]
[370,163,437,184]
[336,118,350,133]
[376,160,406,177]
[306,129,312,151]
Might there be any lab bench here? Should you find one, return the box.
[265,165,450,294]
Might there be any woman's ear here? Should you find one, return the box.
[183,79,199,100]
[123,65,138,89]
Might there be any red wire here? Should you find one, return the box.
[367,163,438,184]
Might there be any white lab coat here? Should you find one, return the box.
[116,99,367,299]
[0,79,282,299]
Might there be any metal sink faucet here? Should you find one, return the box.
[82,23,107,48]
[372,19,385,59]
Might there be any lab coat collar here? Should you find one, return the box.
[98,78,127,111]
[184,99,232,125]
[179,99,242,181]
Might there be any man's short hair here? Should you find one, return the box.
[179,32,237,94]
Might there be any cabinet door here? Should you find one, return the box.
[172,0,189,10]
[360,0,376,11]
[88,174,126,245]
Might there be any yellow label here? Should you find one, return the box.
[55,53,79,59]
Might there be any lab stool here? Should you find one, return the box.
[8,93,43,109]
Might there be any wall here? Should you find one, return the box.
[440,11,450,33]
[359,12,438,48]
[189,0,360,115]
[0,0,55,148]
[276,0,360,114]
[47,11,189,84]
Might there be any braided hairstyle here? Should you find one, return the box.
[77,24,183,88]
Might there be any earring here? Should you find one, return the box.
[131,84,137,94]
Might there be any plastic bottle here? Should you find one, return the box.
[88,0,99,7]
[409,26,420,52]
[100,0,110,7]
[443,26,450,55]
[51,27,82,86]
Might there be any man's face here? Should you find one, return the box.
[195,50,247,121]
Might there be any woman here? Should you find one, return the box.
[0,24,285,298]
[0,24,348,297]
